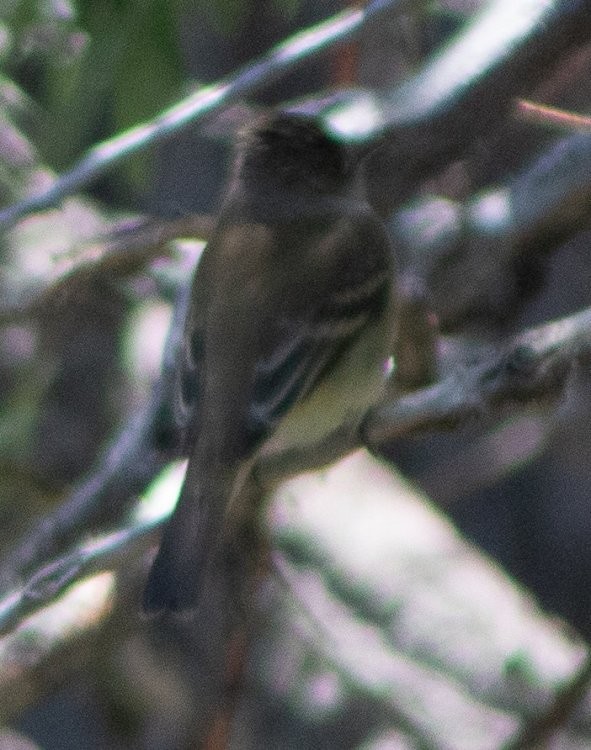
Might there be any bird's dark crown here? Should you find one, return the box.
[236,112,353,192]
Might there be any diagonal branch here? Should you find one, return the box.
[0,515,162,637]
[0,0,402,231]
[366,307,591,445]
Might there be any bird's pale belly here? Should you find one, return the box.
[261,310,394,458]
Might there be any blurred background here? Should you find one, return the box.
[2,0,591,748]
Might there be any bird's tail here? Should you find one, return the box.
[143,447,239,613]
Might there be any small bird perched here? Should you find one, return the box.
[143,111,397,612]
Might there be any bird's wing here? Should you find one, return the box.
[243,211,394,442]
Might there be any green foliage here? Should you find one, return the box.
[1,0,186,193]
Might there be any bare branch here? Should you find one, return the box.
[366,307,591,445]
[0,0,403,231]
[260,453,591,749]
[0,515,160,637]
[392,130,591,328]
[273,551,519,749]
[0,214,213,325]
[3,450,590,747]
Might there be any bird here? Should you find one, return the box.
[143,110,397,612]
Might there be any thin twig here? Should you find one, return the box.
[0,517,162,637]
[515,99,591,133]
